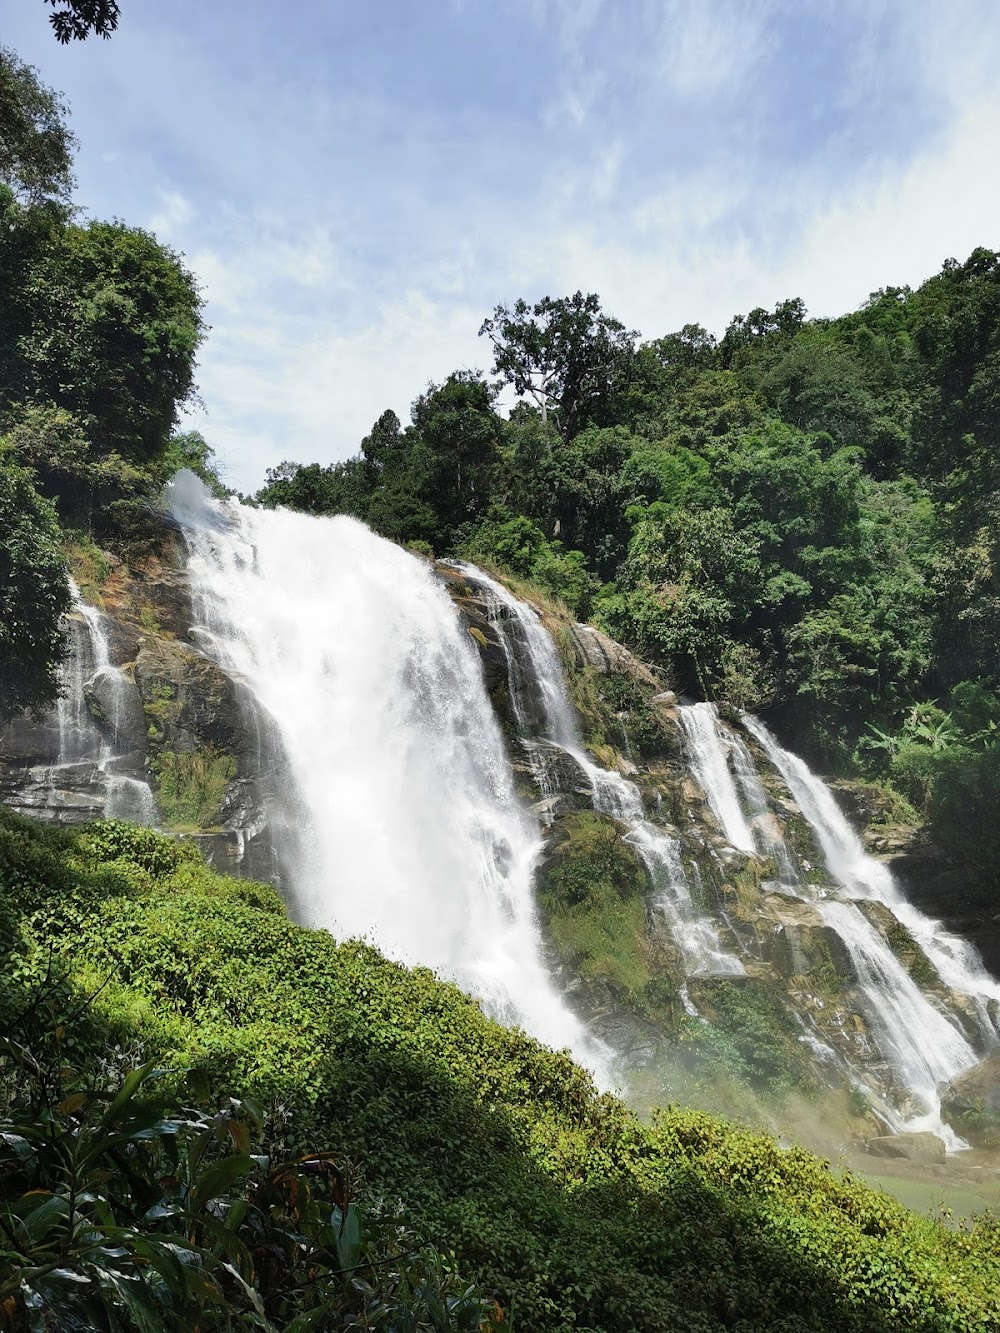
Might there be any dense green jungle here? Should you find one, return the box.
[2,38,1000,1333]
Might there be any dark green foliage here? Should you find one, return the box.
[0,47,76,206]
[591,673,672,757]
[0,61,207,547]
[2,813,1000,1331]
[11,217,204,468]
[0,451,71,719]
[0,1022,495,1330]
[460,515,596,618]
[45,0,121,43]
[480,292,636,439]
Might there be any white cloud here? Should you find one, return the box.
[147,189,193,237]
[8,0,997,494]
[655,0,774,99]
[186,50,1000,493]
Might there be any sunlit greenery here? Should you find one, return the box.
[3,814,1000,1332]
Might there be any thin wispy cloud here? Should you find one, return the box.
[3,0,998,491]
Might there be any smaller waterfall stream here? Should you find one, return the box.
[679,704,756,854]
[72,594,158,825]
[29,585,158,825]
[742,713,1000,1037]
[455,565,744,978]
[735,712,999,1140]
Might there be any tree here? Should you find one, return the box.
[0,47,76,206]
[44,0,120,43]
[410,372,503,535]
[10,217,205,466]
[0,450,71,720]
[480,292,636,438]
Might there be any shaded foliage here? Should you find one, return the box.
[0,450,70,720]
[45,0,121,44]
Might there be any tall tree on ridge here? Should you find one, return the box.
[480,292,637,439]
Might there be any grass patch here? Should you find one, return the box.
[151,746,237,830]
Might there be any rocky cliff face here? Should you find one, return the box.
[0,533,293,884]
[440,564,1000,1151]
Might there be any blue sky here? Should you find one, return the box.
[4,0,999,492]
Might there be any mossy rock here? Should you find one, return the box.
[134,638,252,763]
[855,900,940,989]
[941,1054,1000,1149]
[537,811,659,998]
[682,976,818,1097]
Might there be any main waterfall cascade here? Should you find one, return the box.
[166,474,609,1081]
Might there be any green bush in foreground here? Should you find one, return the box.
[2,812,1000,1332]
[0,1028,496,1331]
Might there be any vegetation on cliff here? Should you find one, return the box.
[3,812,1000,1332]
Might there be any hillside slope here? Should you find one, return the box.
[2,811,998,1332]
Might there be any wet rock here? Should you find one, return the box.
[0,761,106,823]
[455,603,508,692]
[866,1132,947,1165]
[134,638,255,765]
[0,716,62,766]
[940,1055,1000,1149]
[750,903,855,983]
[568,622,660,689]
[125,534,192,637]
[98,618,141,669]
[84,667,149,753]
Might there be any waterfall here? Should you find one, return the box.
[73,596,158,825]
[742,713,1000,1033]
[743,712,999,1138]
[28,585,158,826]
[453,564,744,978]
[679,703,756,854]
[166,474,607,1079]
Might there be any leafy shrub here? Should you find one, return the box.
[0,1023,498,1331]
[1,812,1000,1332]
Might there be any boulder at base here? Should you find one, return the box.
[940,1054,1000,1149]
[866,1132,947,1165]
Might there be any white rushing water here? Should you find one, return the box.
[742,713,1000,1031]
[58,586,157,824]
[454,563,744,978]
[167,473,606,1078]
[742,711,1000,1139]
[679,703,756,854]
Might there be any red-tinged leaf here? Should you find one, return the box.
[227,1118,250,1155]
